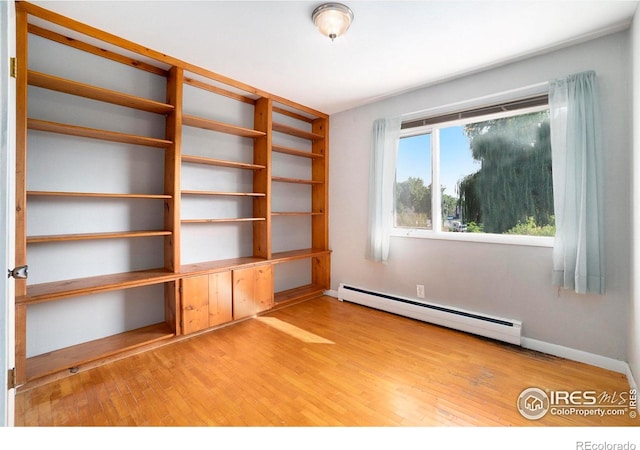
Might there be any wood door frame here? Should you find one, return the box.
[1,0,17,427]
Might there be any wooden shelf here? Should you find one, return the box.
[184,76,256,106]
[181,190,265,197]
[27,230,171,244]
[272,212,323,216]
[273,122,324,141]
[26,322,175,381]
[272,144,323,159]
[17,268,178,305]
[183,114,266,139]
[28,118,173,148]
[181,218,265,224]
[271,248,332,263]
[274,284,326,304]
[27,23,168,78]
[28,70,175,115]
[182,154,265,170]
[273,105,315,124]
[180,257,269,276]
[272,176,323,185]
[28,191,171,199]
[176,250,330,279]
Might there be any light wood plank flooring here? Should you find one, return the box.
[14,296,638,426]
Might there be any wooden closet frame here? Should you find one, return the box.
[13,1,331,389]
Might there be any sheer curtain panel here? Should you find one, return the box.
[549,70,604,294]
[367,117,401,262]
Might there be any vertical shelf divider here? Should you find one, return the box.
[253,97,272,259]
[312,117,330,290]
[165,66,183,272]
[164,66,184,334]
[311,117,329,251]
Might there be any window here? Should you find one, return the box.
[394,98,554,242]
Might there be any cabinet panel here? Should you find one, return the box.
[181,271,233,334]
[232,265,273,320]
[180,275,210,334]
[208,271,233,326]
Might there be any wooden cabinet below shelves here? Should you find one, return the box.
[180,264,273,334]
[181,271,232,334]
[232,265,274,320]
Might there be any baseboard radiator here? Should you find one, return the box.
[337,283,522,346]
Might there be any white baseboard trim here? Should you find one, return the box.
[522,337,629,375]
[324,289,339,299]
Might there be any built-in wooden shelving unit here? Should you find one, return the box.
[14,0,330,388]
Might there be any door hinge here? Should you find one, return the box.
[7,368,16,390]
[7,265,28,279]
[10,57,16,78]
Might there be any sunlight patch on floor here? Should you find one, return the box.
[255,317,334,344]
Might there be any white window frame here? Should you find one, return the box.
[391,104,554,248]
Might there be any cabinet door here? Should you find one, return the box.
[181,275,210,335]
[181,272,233,334]
[233,265,274,320]
[208,271,232,326]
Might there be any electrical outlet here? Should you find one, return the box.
[416,284,425,298]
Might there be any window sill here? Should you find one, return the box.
[391,229,554,248]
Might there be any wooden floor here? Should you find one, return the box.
[14,296,639,426]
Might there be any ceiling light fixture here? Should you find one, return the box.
[312,3,354,41]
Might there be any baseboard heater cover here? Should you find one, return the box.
[338,283,522,346]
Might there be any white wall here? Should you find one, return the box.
[630,7,640,384]
[330,31,631,361]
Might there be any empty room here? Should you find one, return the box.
[1,0,640,442]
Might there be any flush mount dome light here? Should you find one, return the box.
[312,3,354,41]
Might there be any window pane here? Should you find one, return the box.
[395,133,432,229]
[439,126,479,232]
[442,110,554,236]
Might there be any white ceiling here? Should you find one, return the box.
[31,0,639,115]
